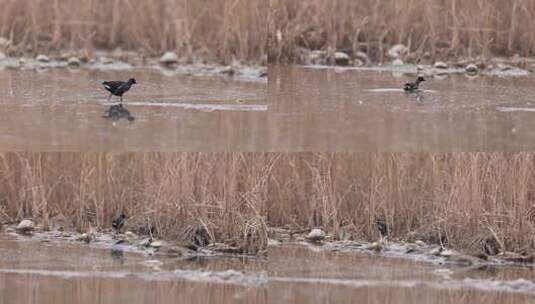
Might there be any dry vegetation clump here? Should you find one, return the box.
[0,153,270,254]
[269,0,535,63]
[0,0,266,63]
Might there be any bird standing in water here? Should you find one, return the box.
[404,76,425,92]
[112,213,127,233]
[102,78,137,104]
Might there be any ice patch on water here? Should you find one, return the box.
[0,268,268,287]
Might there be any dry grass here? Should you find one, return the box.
[3,152,535,255]
[0,0,266,63]
[0,153,270,254]
[269,0,535,63]
[267,153,535,254]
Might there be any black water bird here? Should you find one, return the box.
[103,104,135,121]
[102,78,137,104]
[112,213,127,232]
[404,76,425,92]
[375,217,389,238]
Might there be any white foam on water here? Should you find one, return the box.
[497,106,535,113]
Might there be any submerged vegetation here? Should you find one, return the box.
[0,0,266,64]
[269,0,535,63]
[2,153,535,257]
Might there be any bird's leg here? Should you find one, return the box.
[120,96,123,105]
[108,94,112,102]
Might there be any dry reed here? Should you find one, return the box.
[269,0,535,63]
[2,153,535,254]
[0,0,266,63]
[0,153,270,254]
[267,153,535,254]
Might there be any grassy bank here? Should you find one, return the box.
[269,0,535,63]
[2,153,535,256]
[0,153,270,254]
[268,153,535,255]
[0,0,266,63]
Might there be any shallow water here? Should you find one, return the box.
[4,235,535,304]
[0,68,266,151]
[268,65,535,151]
[0,234,267,303]
[268,245,535,304]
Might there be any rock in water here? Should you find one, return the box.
[387,44,407,59]
[465,64,479,75]
[334,52,350,66]
[159,51,178,66]
[306,228,326,242]
[36,54,50,63]
[434,61,448,69]
[392,59,404,66]
[16,219,34,234]
[67,57,81,67]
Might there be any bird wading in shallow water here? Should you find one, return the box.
[404,76,425,92]
[112,213,127,233]
[102,78,137,104]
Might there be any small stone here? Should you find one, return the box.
[138,237,152,247]
[149,241,163,248]
[367,242,383,252]
[67,57,81,67]
[5,227,15,233]
[387,44,407,59]
[221,65,236,76]
[415,240,426,247]
[16,219,34,234]
[392,59,404,66]
[439,249,455,257]
[76,233,92,243]
[99,57,113,64]
[125,231,137,239]
[465,64,479,74]
[352,59,364,67]
[334,51,350,66]
[497,63,512,71]
[19,58,26,65]
[434,61,448,69]
[306,228,326,242]
[159,51,178,66]
[429,246,443,256]
[36,54,50,63]
[354,51,369,63]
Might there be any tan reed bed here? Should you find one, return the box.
[267,153,535,254]
[2,152,535,255]
[0,0,266,63]
[0,153,270,254]
[269,0,535,63]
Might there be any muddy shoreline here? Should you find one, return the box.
[287,47,535,78]
[0,50,267,83]
[269,227,535,269]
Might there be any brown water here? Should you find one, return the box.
[268,65,535,151]
[0,234,267,303]
[0,68,267,151]
[268,245,535,304]
[3,235,535,304]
